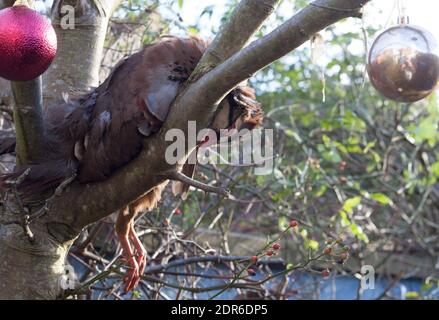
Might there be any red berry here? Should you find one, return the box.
[247,268,256,276]
[266,250,274,256]
[340,252,349,260]
[324,247,332,255]
[251,256,258,264]
[174,208,182,215]
[290,220,299,228]
[321,269,330,278]
[339,161,347,171]
[272,243,281,250]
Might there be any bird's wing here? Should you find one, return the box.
[0,37,209,197]
[76,37,207,183]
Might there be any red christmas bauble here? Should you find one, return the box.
[0,5,57,81]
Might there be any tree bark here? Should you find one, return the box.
[0,0,371,299]
[192,0,280,76]
[11,78,46,165]
[43,0,121,106]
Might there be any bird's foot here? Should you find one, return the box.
[135,249,146,280]
[130,228,147,281]
[123,255,140,293]
[117,233,141,293]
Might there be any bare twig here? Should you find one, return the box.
[166,170,230,198]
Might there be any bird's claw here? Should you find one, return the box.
[123,256,140,293]
[136,251,147,277]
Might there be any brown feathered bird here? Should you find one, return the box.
[0,36,263,292]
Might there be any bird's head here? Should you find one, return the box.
[204,86,263,146]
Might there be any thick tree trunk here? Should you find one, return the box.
[0,0,120,299]
[0,223,72,299]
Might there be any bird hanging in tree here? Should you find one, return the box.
[0,36,263,292]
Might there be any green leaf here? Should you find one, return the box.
[363,140,376,153]
[431,161,439,177]
[339,197,368,243]
[339,210,350,227]
[132,290,142,299]
[405,291,420,299]
[305,239,319,250]
[333,140,348,154]
[187,26,198,35]
[322,134,331,147]
[342,197,361,214]
[370,193,392,205]
[412,118,438,143]
[285,129,295,137]
[421,282,433,292]
[278,216,289,230]
[315,185,327,197]
[349,223,369,243]
[178,0,183,8]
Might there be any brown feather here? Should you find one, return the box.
[0,36,262,215]
[0,134,15,155]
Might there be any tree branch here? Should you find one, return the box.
[170,0,371,132]
[192,0,280,74]
[44,0,122,106]
[0,1,45,165]
[167,170,230,198]
[45,0,372,239]
[0,78,12,112]
[10,78,45,165]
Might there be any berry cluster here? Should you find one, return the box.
[246,220,299,277]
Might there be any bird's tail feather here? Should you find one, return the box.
[0,134,16,155]
[0,159,77,200]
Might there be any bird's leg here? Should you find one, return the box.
[166,170,230,197]
[129,223,147,284]
[115,208,139,293]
